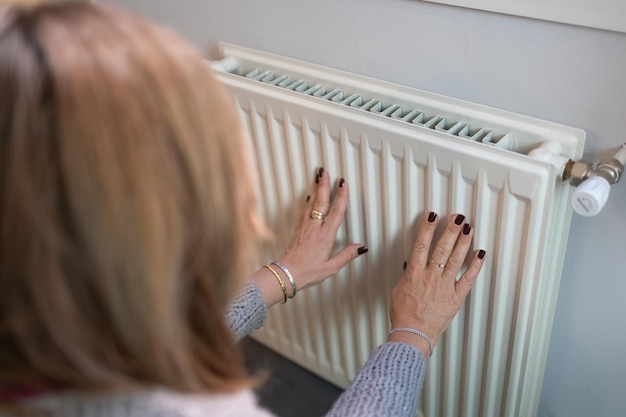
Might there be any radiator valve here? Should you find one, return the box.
[564,143,626,216]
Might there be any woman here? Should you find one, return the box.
[0,1,486,416]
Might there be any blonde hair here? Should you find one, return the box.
[0,0,260,393]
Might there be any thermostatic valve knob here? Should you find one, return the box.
[571,176,611,217]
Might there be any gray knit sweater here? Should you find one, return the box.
[10,282,427,417]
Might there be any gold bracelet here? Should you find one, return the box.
[264,265,287,304]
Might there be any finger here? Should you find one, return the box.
[442,222,474,280]
[455,249,486,299]
[410,211,439,268]
[296,191,315,229]
[310,167,330,221]
[325,243,368,277]
[429,214,466,268]
[324,177,348,232]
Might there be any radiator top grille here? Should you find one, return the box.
[213,43,583,159]
[242,68,511,147]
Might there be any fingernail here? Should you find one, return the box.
[455,214,466,225]
[463,224,471,235]
[315,174,319,184]
[403,261,407,271]
[306,195,311,202]
[339,178,345,188]
[478,249,486,259]
[357,246,368,255]
[318,167,324,178]
[428,212,437,222]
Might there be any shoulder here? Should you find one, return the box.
[149,388,274,417]
[23,387,275,417]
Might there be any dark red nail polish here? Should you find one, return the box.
[357,246,368,255]
[318,167,324,178]
[428,212,437,222]
[463,224,471,235]
[306,195,311,202]
[403,261,407,271]
[455,215,466,225]
[315,174,319,184]
[478,250,486,259]
[339,178,345,188]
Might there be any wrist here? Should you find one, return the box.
[250,261,299,308]
[387,327,434,359]
[390,317,438,345]
[250,267,286,307]
[387,330,432,359]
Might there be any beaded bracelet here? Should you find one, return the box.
[271,261,297,298]
[264,264,287,304]
[388,327,433,357]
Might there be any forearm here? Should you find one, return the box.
[225,265,295,342]
[226,281,428,416]
[325,342,427,417]
[225,281,268,342]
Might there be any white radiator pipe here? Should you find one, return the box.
[613,143,626,165]
[528,140,570,177]
[209,57,239,73]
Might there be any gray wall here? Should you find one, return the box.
[110,1,626,416]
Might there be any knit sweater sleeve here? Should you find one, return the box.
[325,342,427,417]
[225,281,268,342]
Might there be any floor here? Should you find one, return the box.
[241,337,343,417]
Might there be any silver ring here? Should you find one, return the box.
[310,209,325,220]
[429,260,445,268]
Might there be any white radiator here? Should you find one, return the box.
[212,43,585,417]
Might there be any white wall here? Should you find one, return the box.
[110,1,626,416]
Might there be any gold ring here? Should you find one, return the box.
[310,209,325,220]
[429,260,445,268]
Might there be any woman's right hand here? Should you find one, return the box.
[249,167,366,308]
[388,212,486,358]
